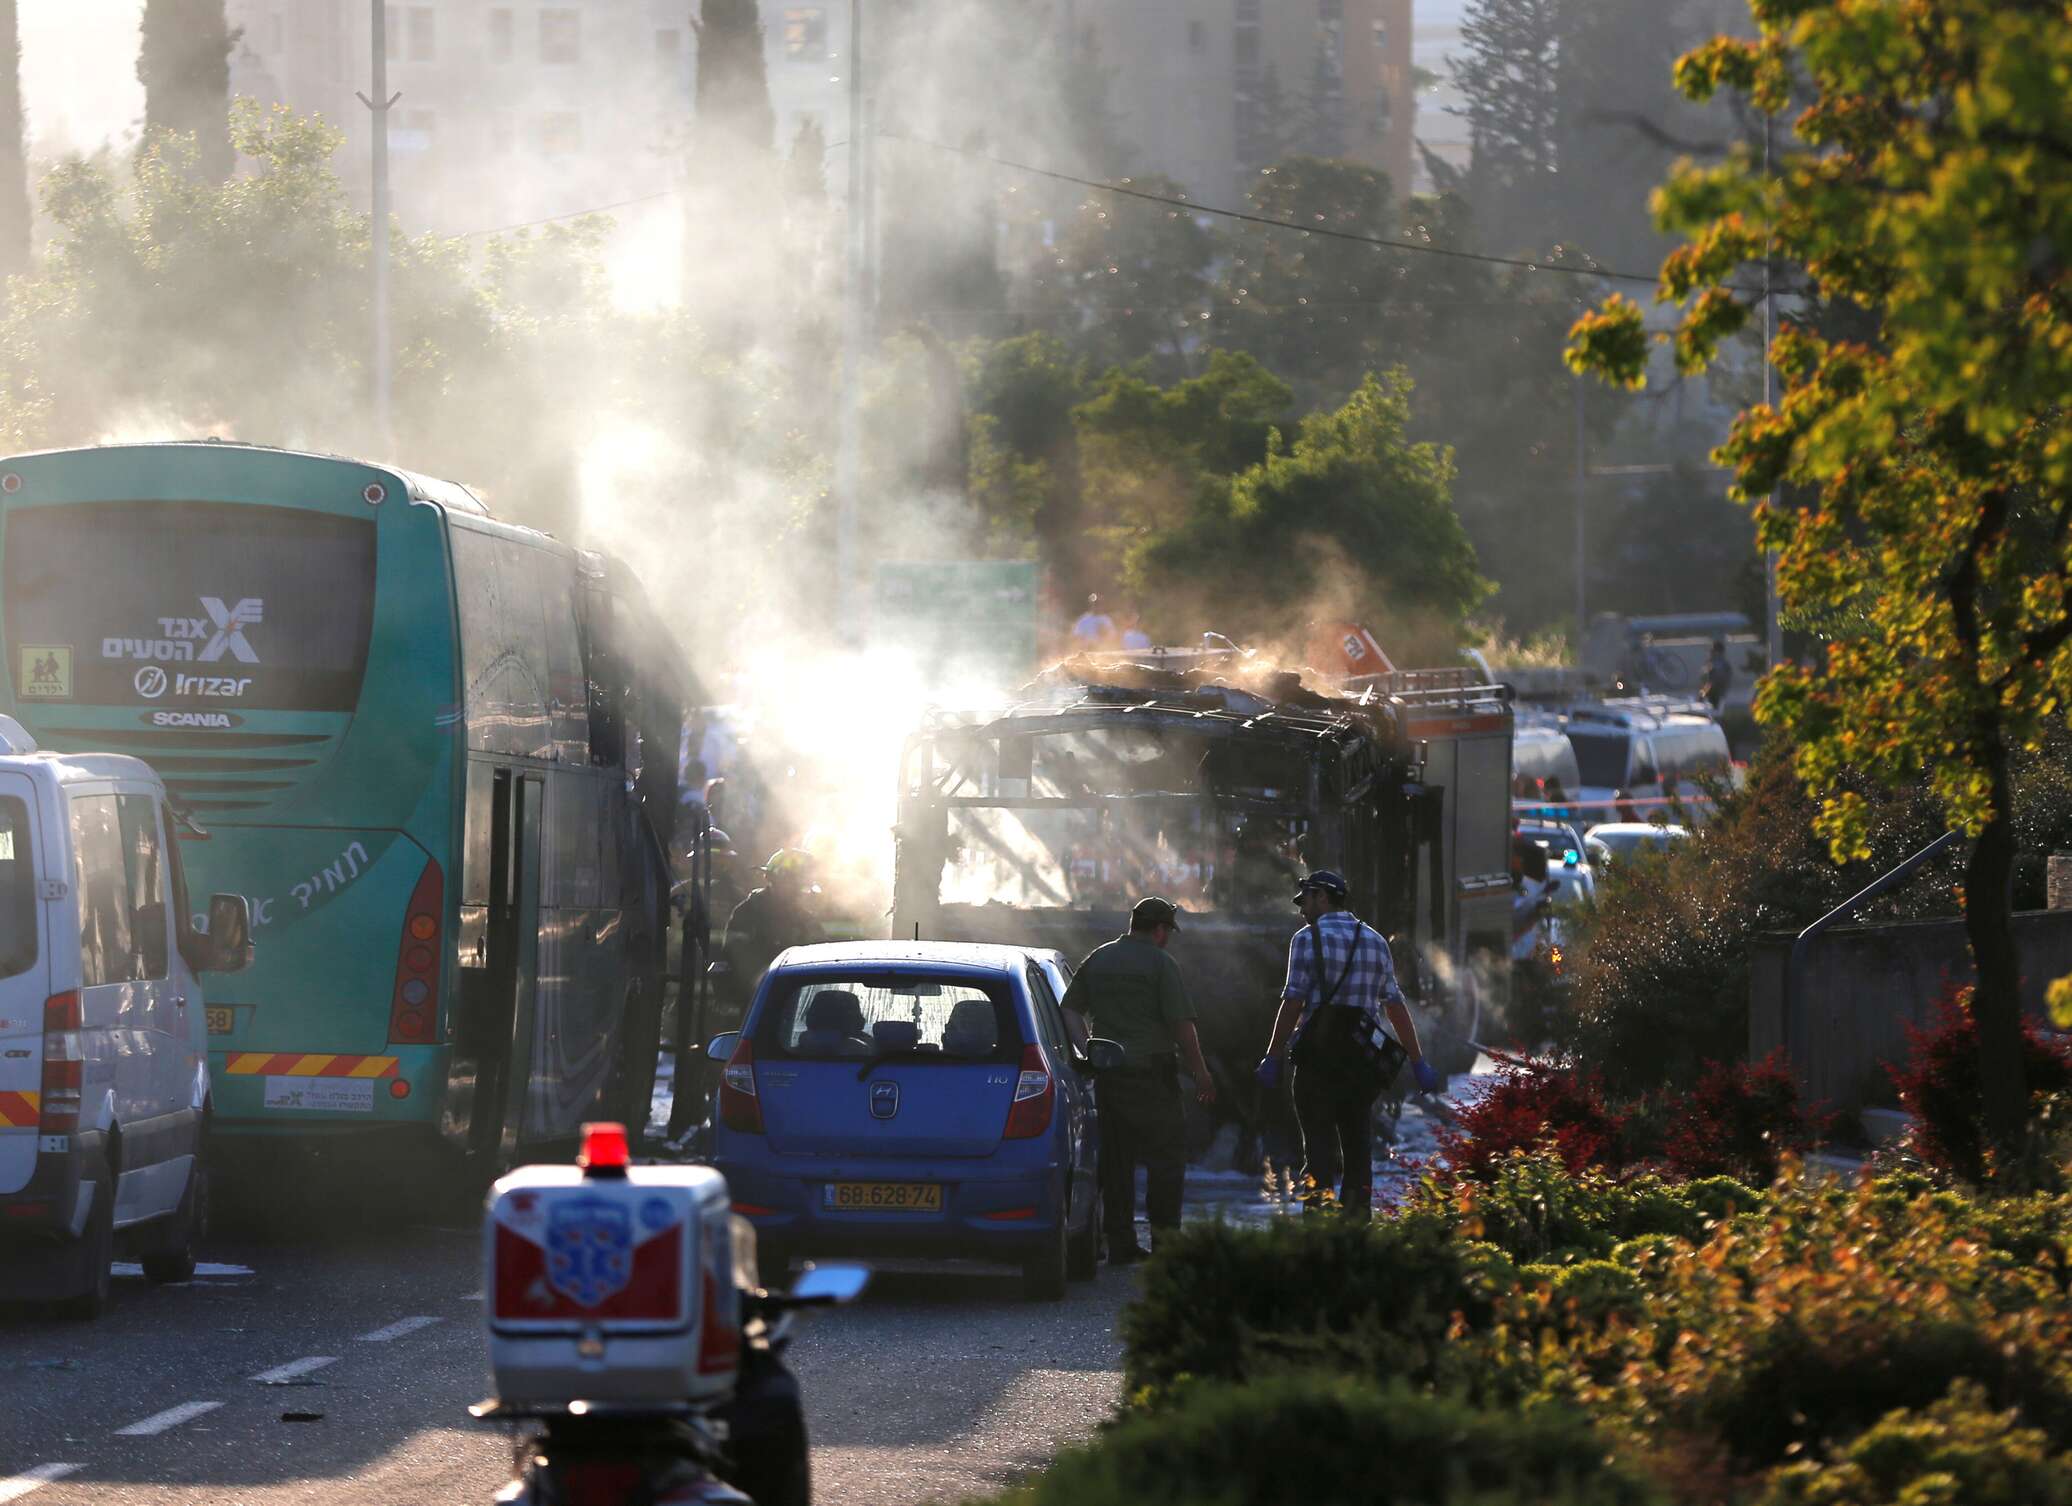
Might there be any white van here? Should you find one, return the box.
[0,717,251,1318]
[1564,700,1733,827]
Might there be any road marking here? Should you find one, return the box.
[0,1464,82,1503]
[461,1290,484,1302]
[115,1400,222,1436]
[112,1261,255,1280]
[250,1355,337,1384]
[357,1315,442,1343]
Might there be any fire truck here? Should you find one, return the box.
[890,652,1515,1114]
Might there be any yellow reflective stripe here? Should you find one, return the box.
[348,1057,396,1078]
[285,1055,337,1076]
[225,1053,272,1075]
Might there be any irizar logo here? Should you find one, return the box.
[103,596,264,665]
[145,710,241,729]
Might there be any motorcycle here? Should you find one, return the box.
[474,1121,868,1505]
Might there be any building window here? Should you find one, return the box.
[407,6,435,62]
[783,8,828,61]
[539,111,583,156]
[1188,19,1206,52]
[489,8,514,62]
[1234,27,1259,68]
[1373,20,1387,49]
[1320,0,1344,20]
[540,9,581,65]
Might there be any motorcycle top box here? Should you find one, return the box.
[485,1123,745,1409]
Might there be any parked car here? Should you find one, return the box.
[0,716,253,1317]
[1584,822,1692,871]
[706,940,1122,1301]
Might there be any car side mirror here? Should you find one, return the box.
[706,1030,741,1062]
[204,893,253,973]
[1083,1038,1126,1072]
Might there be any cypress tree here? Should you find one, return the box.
[692,0,775,158]
[0,0,27,277]
[137,0,237,179]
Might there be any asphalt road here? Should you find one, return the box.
[0,1178,1130,1506]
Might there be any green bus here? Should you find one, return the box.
[0,442,686,1164]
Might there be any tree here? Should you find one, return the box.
[1127,369,1487,656]
[1449,0,1566,254]
[0,0,25,277]
[1040,175,1216,376]
[691,0,775,158]
[1568,0,2072,1170]
[137,0,235,180]
[1216,155,1394,406]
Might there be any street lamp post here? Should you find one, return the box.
[834,0,866,637]
[356,0,400,456]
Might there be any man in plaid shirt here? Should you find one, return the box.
[1255,870,1440,1216]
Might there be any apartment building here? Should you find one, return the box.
[226,2,849,239]
[1076,0,1416,206]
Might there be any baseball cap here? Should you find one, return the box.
[1292,869,1350,902]
[1130,896,1183,931]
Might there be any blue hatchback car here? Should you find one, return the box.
[707,942,1122,1300]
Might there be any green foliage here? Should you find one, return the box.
[987,1373,1662,1506]
[1128,369,1488,656]
[1568,0,2072,1159]
[1036,176,1217,376]
[1120,1207,1478,1402]
[1756,1383,2072,1506]
[0,0,25,278]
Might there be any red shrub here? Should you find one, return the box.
[1441,1066,1627,1180]
[1888,988,2072,1183]
[1658,1051,1822,1184]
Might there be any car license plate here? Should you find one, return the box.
[205,1007,235,1035]
[823,1181,942,1212]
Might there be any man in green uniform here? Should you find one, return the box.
[1061,896,1217,1263]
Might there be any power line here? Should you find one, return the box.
[443,134,1766,300]
[457,188,680,239]
[877,129,1691,290]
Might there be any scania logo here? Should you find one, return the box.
[141,710,244,730]
[869,1080,900,1120]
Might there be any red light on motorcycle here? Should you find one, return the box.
[578,1121,631,1172]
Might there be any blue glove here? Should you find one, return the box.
[1412,1058,1441,1094]
[1254,1055,1283,1091]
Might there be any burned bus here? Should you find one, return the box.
[890,656,1515,1106]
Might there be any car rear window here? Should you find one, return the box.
[759,973,1022,1064]
[0,797,34,980]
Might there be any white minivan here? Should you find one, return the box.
[0,716,251,1318]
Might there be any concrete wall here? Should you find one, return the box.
[1750,909,2072,1113]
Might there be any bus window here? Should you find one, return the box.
[453,527,551,759]
[3,501,374,712]
[534,552,589,765]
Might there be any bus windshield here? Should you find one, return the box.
[3,501,375,712]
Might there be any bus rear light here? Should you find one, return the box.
[40,991,81,1133]
[1002,1044,1054,1140]
[718,1038,762,1134]
[388,861,444,1046]
[388,1078,411,1100]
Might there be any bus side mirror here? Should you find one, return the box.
[204,893,254,974]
